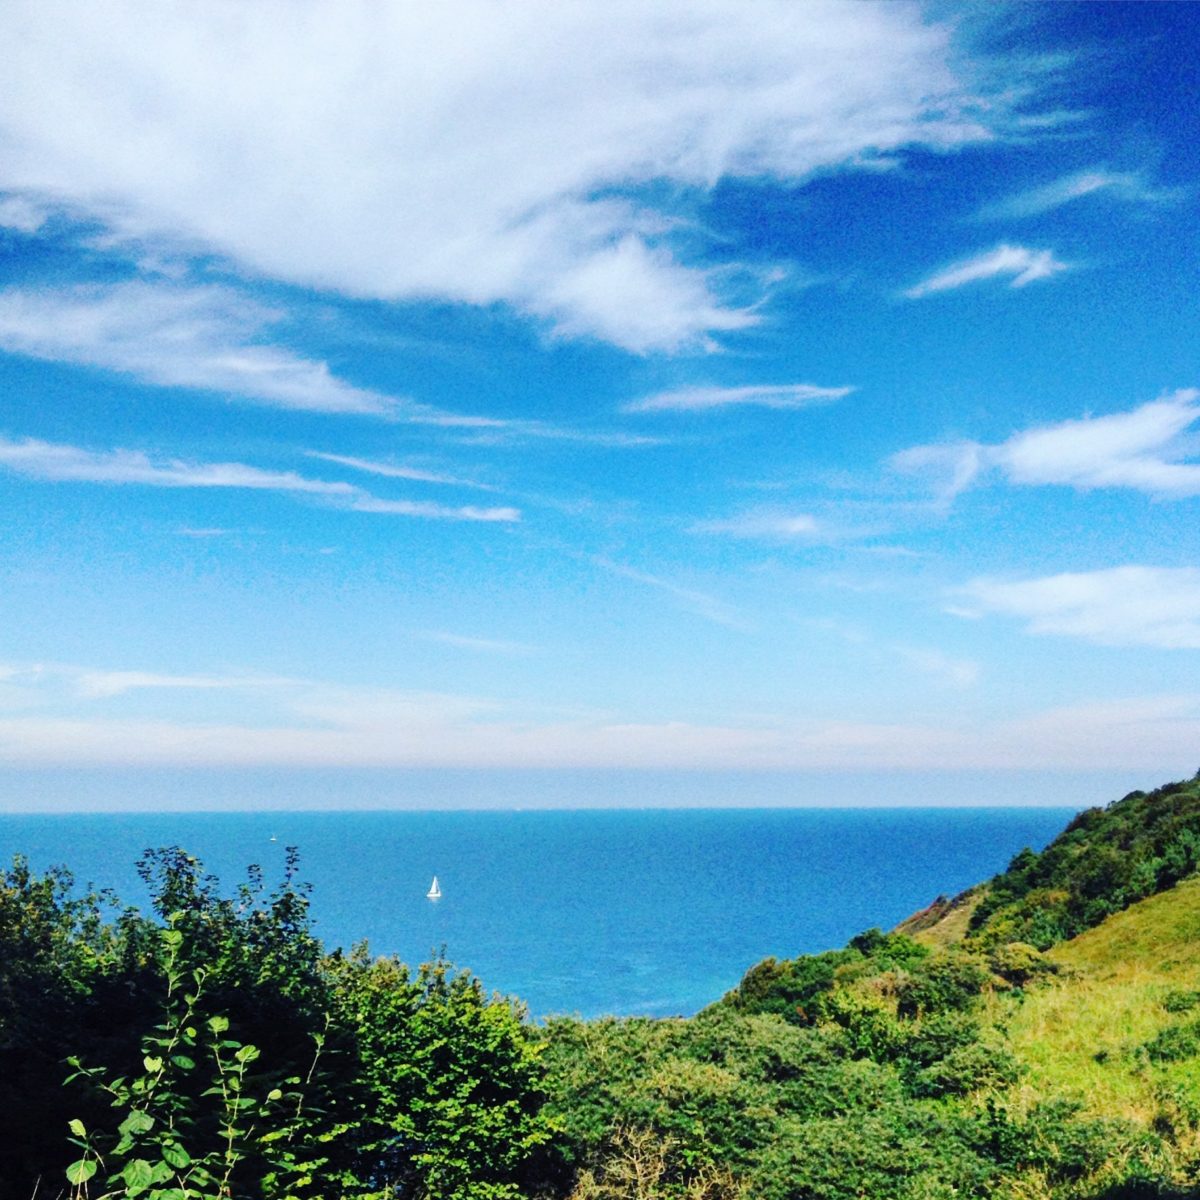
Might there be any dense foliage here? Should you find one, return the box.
[3,774,1200,1198]
[967,774,1200,948]
[0,849,550,1200]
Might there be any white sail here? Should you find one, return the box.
[426,875,441,899]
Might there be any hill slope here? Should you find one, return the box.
[1004,873,1200,1129]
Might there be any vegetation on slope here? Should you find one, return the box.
[2,773,1200,1198]
[968,775,1200,948]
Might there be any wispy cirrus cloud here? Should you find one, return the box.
[421,631,538,656]
[0,282,409,416]
[308,451,499,491]
[349,496,520,523]
[956,566,1200,650]
[0,434,356,494]
[0,2,1012,352]
[693,510,823,539]
[590,555,743,628]
[0,433,521,522]
[624,383,853,414]
[893,389,1200,501]
[904,244,1069,298]
[975,167,1183,221]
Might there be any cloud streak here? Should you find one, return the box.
[590,555,743,628]
[624,383,853,414]
[693,511,823,539]
[422,632,538,656]
[0,1,1006,351]
[0,433,521,522]
[307,452,498,491]
[0,434,356,494]
[976,167,1182,221]
[349,496,520,523]
[904,244,1069,298]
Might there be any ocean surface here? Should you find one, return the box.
[0,808,1075,1019]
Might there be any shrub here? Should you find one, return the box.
[1142,1020,1200,1064]
[895,954,989,1018]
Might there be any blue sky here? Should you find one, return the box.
[1,1,1198,809]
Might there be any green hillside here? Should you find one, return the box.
[1006,873,1200,1130]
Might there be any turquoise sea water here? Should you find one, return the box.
[0,808,1074,1018]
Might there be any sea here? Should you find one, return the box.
[0,807,1075,1019]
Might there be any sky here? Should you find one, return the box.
[1,1,1198,810]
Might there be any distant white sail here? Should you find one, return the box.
[427,875,442,900]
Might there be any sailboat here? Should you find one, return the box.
[426,875,442,900]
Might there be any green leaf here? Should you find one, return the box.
[122,1157,155,1196]
[68,1118,87,1137]
[162,1143,191,1169]
[65,1159,97,1185]
[161,928,184,948]
[207,1015,230,1034]
[235,1044,260,1063]
[143,1055,164,1073]
[170,1054,195,1071]
[119,1109,155,1138]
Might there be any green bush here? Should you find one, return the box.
[1142,1019,1200,1064]
[895,954,989,1018]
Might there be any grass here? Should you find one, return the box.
[999,874,1200,1132]
[895,887,983,949]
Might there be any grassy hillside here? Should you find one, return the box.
[694,775,1200,1197]
[1005,874,1200,1129]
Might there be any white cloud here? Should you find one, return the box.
[976,167,1182,221]
[308,452,497,491]
[893,390,1200,501]
[0,194,47,233]
[0,433,522,522]
[904,244,1069,298]
[0,1,1004,351]
[0,434,355,493]
[887,440,986,503]
[996,391,1200,494]
[350,496,520,523]
[623,383,853,414]
[694,511,823,539]
[958,566,1200,649]
[0,282,405,416]
[422,632,537,656]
